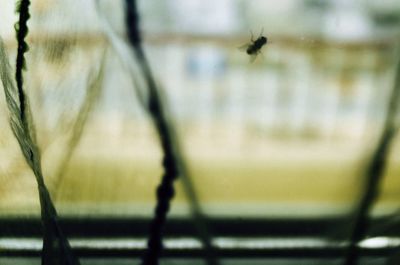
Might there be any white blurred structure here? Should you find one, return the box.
[0,0,398,142]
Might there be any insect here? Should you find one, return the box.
[239,29,268,62]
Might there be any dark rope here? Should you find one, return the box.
[124,1,218,264]
[12,1,81,264]
[343,53,400,265]
[125,2,178,264]
[15,0,30,124]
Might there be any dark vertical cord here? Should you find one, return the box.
[124,1,218,265]
[15,0,30,124]
[11,1,81,264]
[343,53,400,265]
[125,2,175,263]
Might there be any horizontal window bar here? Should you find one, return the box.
[1,217,395,237]
[0,237,398,258]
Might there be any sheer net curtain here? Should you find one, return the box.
[0,0,163,216]
[2,0,400,223]
[1,0,400,265]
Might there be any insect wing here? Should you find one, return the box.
[238,42,251,51]
[249,53,258,63]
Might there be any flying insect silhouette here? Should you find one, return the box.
[239,29,268,62]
